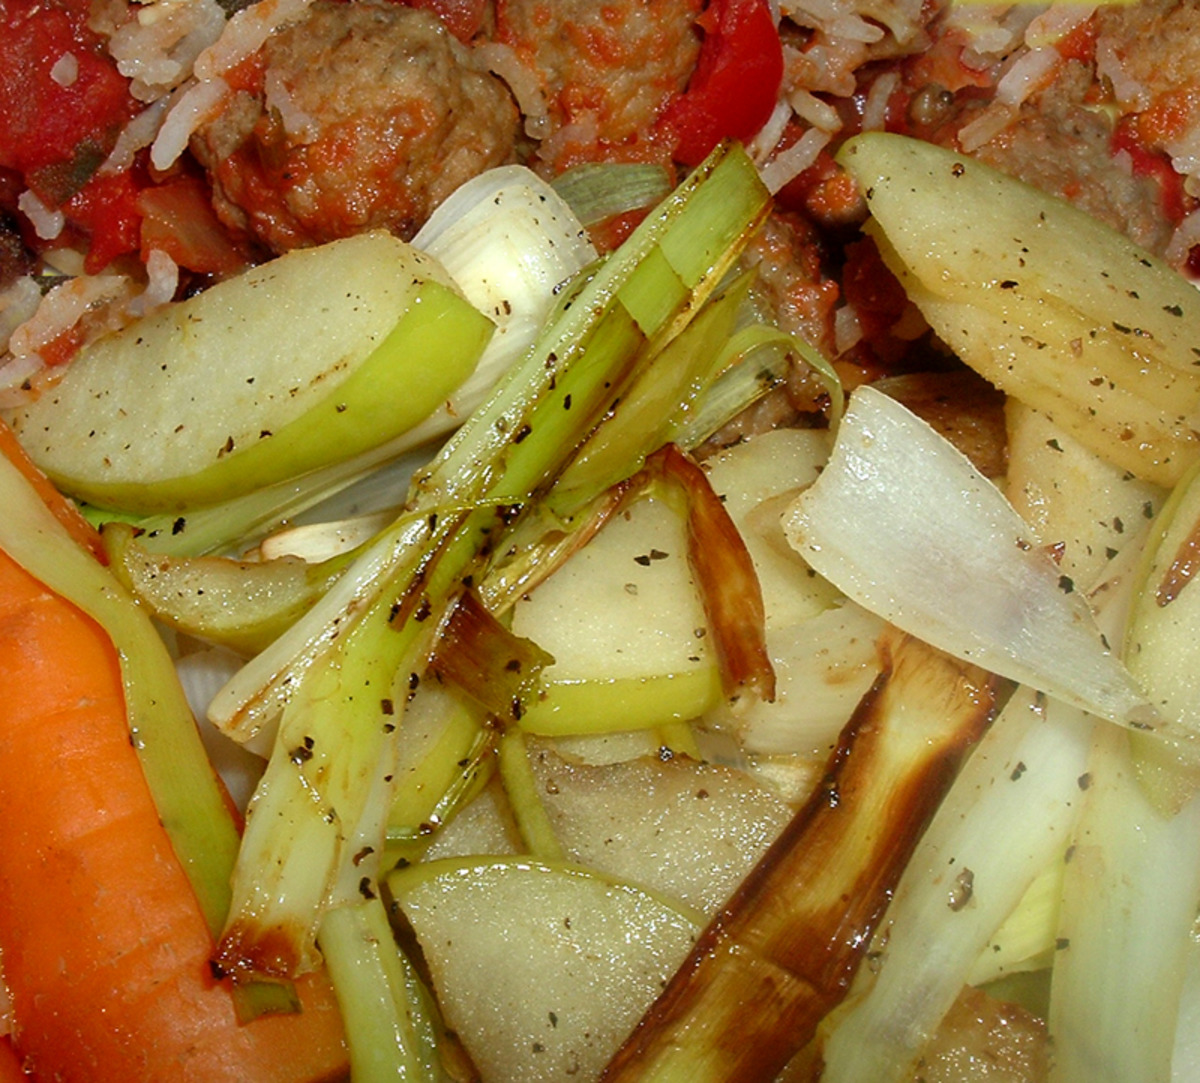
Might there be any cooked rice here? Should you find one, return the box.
[474,42,551,141]
[193,0,312,80]
[958,101,1019,153]
[50,52,80,86]
[1094,35,1151,111]
[1024,3,1097,49]
[787,87,842,135]
[101,97,170,174]
[150,75,230,169]
[264,68,319,141]
[861,71,899,132]
[16,192,65,242]
[782,0,888,42]
[748,99,797,165]
[129,248,180,317]
[7,276,130,360]
[107,0,226,101]
[759,127,832,194]
[787,36,872,97]
[994,46,1063,106]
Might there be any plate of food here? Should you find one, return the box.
[1,0,1198,1079]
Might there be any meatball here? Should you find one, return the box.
[964,80,1176,257]
[1094,0,1200,111]
[494,0,702,169]
[191,1,520,251]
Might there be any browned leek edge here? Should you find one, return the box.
[600,630,1007,1082]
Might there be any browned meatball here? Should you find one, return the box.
[494,0,702,170]
[966,86,1176,258]
[191,1,520,251]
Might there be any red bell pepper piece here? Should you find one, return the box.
[658,0,784,167]
[65,168,144,274]
[0,0,139,204]
[138,173,253,277]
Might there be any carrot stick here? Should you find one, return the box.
[0,1037,28,1082]
[0,546,348,1082]
[0,419,103,563]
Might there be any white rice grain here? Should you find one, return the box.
[995,46,1062,106]
[958,101,1018,152]
[129,248,180,317]
[109,0,226,101]
[759,126,832,194]
[102,97,171,174]
[7,276,131,361]
[151,75,230,169]
[50,52,79,86]
[1024,3,1096,49]
[861,71,899,131]
[788,84,843,135]
[748,99,796,164]
[16,192,65,242]
[1095,35,1150,112]
[264,69,319,141]
[193,0,312,80]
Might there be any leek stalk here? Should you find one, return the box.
[1048,724,1200,1082]
[599,633,1000,1082]
[497,728,566,861]
[211,141,771,985]
[318,896,448,1083]
[0,453,238,936]
[385,684,496,859]
[819,687,1093,1082]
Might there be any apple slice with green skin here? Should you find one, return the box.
[510,429,839,738]
[389,857,701,1083]
[525,740,792,915]
[511,493,722,736]
[3,231,493,514]
[837,131,1200,487]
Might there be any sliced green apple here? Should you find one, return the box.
[837,132,1200,487]
[1005,402,1164,590]
[525,741,792,915]
[388,857,700,1083]
[4,231,492,513]
[510,493,722,735]
[102,520,348,655]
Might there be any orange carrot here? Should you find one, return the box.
[0,420,104,563]
[0,1037,28,1082]
[0,545,349,1082]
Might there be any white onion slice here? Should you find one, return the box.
[820,687,1094,1083]
[782,385,1156,729]
[1049,724,1200,1081]
[402,165,596,441]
